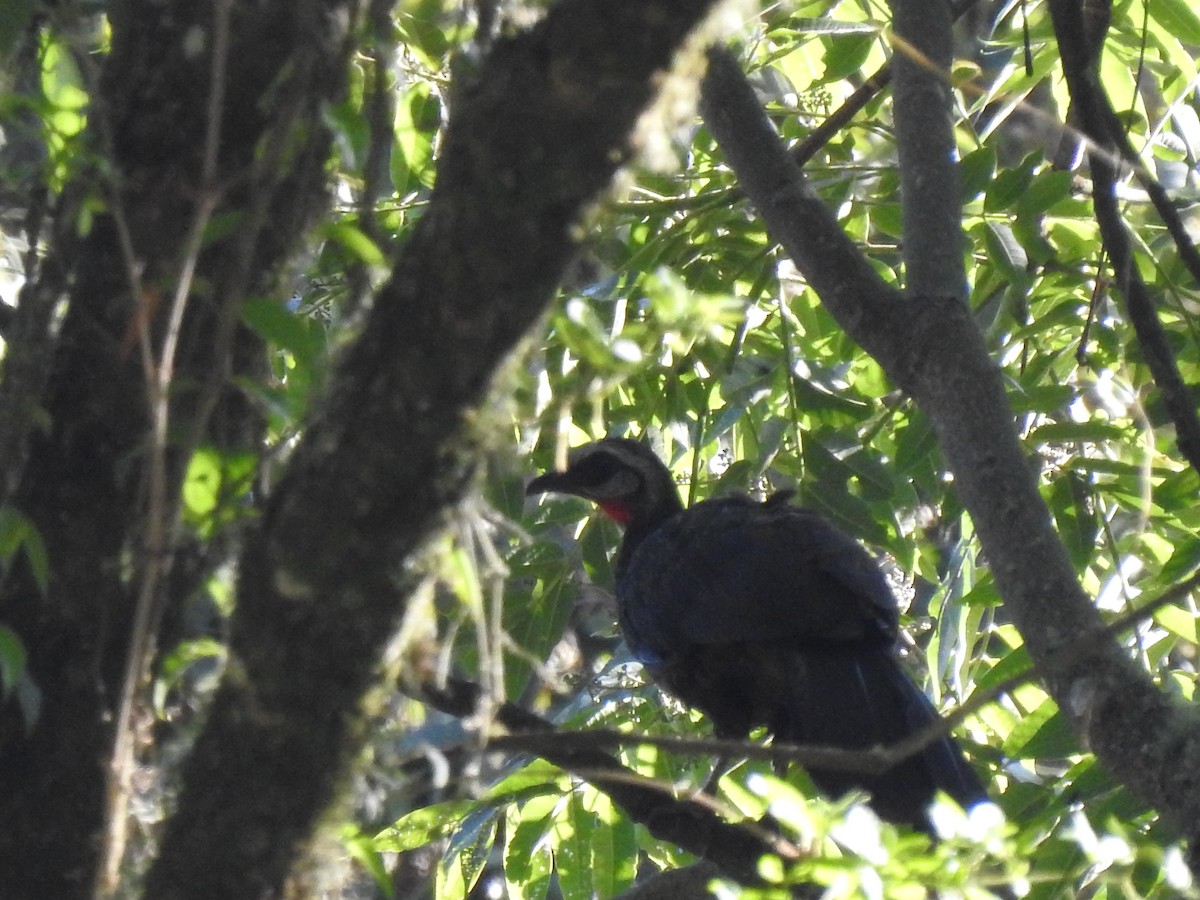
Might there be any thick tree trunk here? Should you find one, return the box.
[144,1,723,895]
[0,2,350,896]
[0,211,146,896]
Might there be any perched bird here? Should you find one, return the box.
[526,437,987,831]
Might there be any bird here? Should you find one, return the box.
[526,437,988,831]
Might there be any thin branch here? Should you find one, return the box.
[97,1,232,890]
[1129,164,1200,292]
[885,566,1200,767]
[699,46,902,327]
[345,0,397,317]
[791,0,1200,299]
[449,568,1200,792]
[418,678,796,885]
[790,0,982,169]
[791,64,891,169]
[1048,0,1200,475]
[700,35,1200,861]
[144,3,737,892]
[1050,0,1200,292]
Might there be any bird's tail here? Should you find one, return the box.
[774,645,987,831]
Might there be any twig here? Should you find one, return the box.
[345,0,397,317]
[790,0,981,168]
[432,567,1200,796]
[417,678,798,885]
[96,1,233,891]
[791,64,891,169]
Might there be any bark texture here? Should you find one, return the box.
[143,1,721,896]
[0,1,351,896]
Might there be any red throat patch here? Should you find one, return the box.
[598,500,633,526]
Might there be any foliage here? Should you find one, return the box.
[328,1,1200,897]
[2,0,1200,896]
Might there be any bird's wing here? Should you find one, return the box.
[619,498,898,660]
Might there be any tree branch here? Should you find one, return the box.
[422,566,1200,887]
[889,0,963,298]
[700,48,902,328]
[1048,0,1200,475]
[699,41,1200,868]
[143,2,727,895]
[790,0,982,170]
[494,567,1200,779]
[1,1,354,894]
[419,679,795,885]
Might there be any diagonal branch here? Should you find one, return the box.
[699,39,1200,869]
[700,47,902,329]
[790,0,982,169]
[1048,0,1200,475]
[142,2,728,895]
[444,568,1200,801]
[419,678,796,885]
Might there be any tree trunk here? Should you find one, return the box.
[0,2,351,895]
[144,1,723,895]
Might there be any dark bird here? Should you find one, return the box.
[526,437,988,831]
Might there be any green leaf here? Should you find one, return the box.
[1148,0,1200,45]
[984,221,1028,279]
[40,35,88,131]
[242,298,325,366]
[0,624,27,698]
[182,449,222,521]
[1027,420,1129,445]
[0,507,49,595]
[1152,137,1187,164]
[393,81,440,194]
[821,33,874,82]
[375,799,478,852]
[1156,468,1200,514]
[1154,605,1198,644]
[445,804,500,894]
[505,808,555,900]
[985,164,1034,212]
[484,759,567,800]
[972,644,1032,694]
[1159,536,1200,584]
[959,146,996,201]
[180,447,258,536]
[1003,702,1080,758]
[553,788,616,900]
[1016,169,1075,218]
[1049,473,1098,569]
[397,0,454,66]
[503,543,575,699]
[320,221,388,270]
[785,18,878,36]
[341,824,395,898]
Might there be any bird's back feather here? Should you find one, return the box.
[616,492,986,828]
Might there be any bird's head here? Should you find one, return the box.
[525,438,683,528]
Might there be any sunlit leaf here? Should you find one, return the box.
[375,799,478,852]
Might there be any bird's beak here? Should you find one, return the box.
[525,470,571,497]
